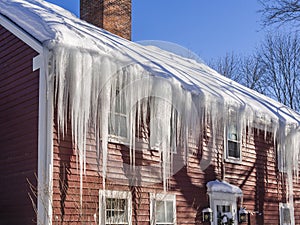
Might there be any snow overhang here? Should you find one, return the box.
[207,180,243,197]
[0,1,299,125]
[2,0,300,129]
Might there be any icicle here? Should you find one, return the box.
[49,42,300,215]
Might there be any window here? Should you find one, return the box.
[150,193,176,225]
[279,203,293,225]
[225,109,241,161]
[109,77,128,140]
[211,200,237,225]
[99,190,132,225]
[108,75,180,152]
[227,123,240,158]
[149,102,179,153]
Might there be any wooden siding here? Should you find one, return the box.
[1,17,299,225]
[52,115,300,225]
[0,25,39,225]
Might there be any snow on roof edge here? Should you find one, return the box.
[1,0,300,127]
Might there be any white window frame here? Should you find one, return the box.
[150,193,177,225]
[279,203,293,225]
[99,190,132,225]
[225,109,242,163]
[108,83,129,143]
[108,95,179,154]
[108,72,141,145]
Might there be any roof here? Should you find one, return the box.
[1,0,300,186]
[1,0,300,126]
[0,0,299,122]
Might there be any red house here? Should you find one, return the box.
[1,0,300,225]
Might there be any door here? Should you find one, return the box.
[212,200,237,225]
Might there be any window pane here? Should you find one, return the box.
[106,198,112,209]
[217,205,223,218]
[118,199,126,210]
[228,124,238,141]
[217,204,232,224]
[223,205,231,213]
[282,208,291,223]
[114,90,126,114]
[109,113,127,137]
[229,132,238,141]
[156,200,165,222]
[109,77,128,138]
[228,140,240,158]
[106,198,128,224]
[166,201,174,222]
[155,200,174,224]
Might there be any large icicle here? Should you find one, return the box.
[49,43,300,213]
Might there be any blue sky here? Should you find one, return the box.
[46,0,266,62]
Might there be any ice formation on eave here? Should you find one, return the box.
[2,0,300,212]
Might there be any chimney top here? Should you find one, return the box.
[80,0,131,40]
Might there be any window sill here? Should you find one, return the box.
[108,135,130,145]
[108,135,153,150]
[224,157,242,164]
[107,136,177,154]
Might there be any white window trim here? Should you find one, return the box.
[108,97,178,154]
[108,134,130,145]
[224,122,242,164]
[150,193,177,225]
[279,203,294,225]
[108,112,129,143]
[99,190,132,225]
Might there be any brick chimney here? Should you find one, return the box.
[80,0,131,40]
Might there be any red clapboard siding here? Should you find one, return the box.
[51,113,300,225]
[0,25,39,225]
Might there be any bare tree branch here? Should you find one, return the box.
[209,32,300,112]
[208,52,243,82]
[240,55,266,94]
[259,0,300,27]
[260,32,300,111]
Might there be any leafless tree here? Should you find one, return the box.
[239,54,266,94]
[209,32,300,112]
[208,52,243,83]
[259,0,300,27]
[209,53,265,94]
[259,32,300,111]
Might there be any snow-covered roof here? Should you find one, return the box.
[2,0,300,205]
[207,180,242,195]
[1,0,300,126]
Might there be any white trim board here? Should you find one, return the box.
[0,15,53,225]
[0,13,43,53]
[34,51,53,225]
